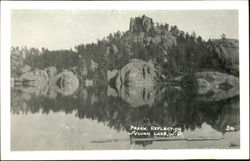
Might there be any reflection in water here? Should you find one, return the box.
[14,69,79,98]
[11,60,240,149]
[11,81,240,148]
[110,59,160,107]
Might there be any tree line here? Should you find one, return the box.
[11,16,231,81]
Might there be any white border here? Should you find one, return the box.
[1,1,249,160]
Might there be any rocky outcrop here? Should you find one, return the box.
[160,30,177,49]
[130,15,154,33]
[15,69,49,87]
[113,59,160,107]
[144,30,177,49]
[129,15,176,50]
[14,68,79,97]
[195,71,239,102]
[116,59,157,86]
[207,39,239,76]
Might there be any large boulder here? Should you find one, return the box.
[116,59,157,86]
[195,71,239,102]
[113,59,159,107]
[53,70,79,96]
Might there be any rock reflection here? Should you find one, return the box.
[13,67,79,99]
[108,83,160,108]
[11,82,239,135]
[195,71,239,102]
[108,59,161,108]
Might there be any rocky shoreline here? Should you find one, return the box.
[11,15,239,103]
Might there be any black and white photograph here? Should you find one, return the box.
[1,1,249,160]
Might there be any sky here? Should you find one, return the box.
[11,10,238,50]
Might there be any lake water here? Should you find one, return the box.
[11,84,240,150]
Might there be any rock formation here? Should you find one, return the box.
[14,68,79,98]
[129,15,176,51]
[109,59,160,107]
[195,71,239,102]
[207,39,239,76]
[116,59,157,86]
[130,15,154,33]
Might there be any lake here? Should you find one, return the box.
[11,83,240,150]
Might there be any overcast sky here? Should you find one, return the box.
[11,10,238,50]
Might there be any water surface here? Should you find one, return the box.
[11,84,240,150]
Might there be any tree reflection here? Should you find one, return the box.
[11,81,239,137]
